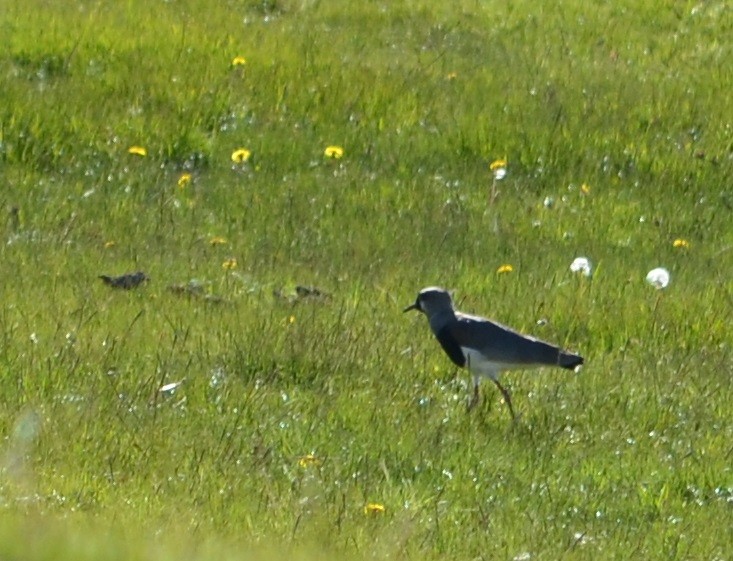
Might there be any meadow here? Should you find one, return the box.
[1,0,732,559]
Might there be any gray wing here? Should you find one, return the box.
[450,313,566,366]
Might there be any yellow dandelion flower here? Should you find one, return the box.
[104,241,116,249]
[446,72,458,80]
[324,145,344,159]
[298,454,320,468]
[177,173,192,188]
[231,56,247,67]
[209,236,227,246]
[364,503,386,515]
[222,258,237,270]
[489,159,507,171]
[673,238,690,248]
[496,264,514,274]
[580,183,591,194]
[288,315,296,324]
[128,146,147,157]
[490,159,507,180]
[231,148,252,163]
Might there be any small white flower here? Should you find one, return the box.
[159,381,183,394]
[493,167,507,180]
[646,267,670,289]
[543,196,555,208]
[570,257,593,277]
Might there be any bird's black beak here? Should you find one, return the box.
[403,302,419,313]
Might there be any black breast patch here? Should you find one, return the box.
[435,325,467,367]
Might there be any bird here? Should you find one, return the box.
[404,287,583,418]
[99,271,149,289]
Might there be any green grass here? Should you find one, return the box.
[1,0,732,559]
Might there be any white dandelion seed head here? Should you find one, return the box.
[646,267,670,289]
[570,257,593,277]
[493,167,507,180]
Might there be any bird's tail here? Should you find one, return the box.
[559,351,584,372]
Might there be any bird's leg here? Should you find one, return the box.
[491,378,516,420]
[467,378,480,410]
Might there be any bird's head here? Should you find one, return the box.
[403,287,454,317]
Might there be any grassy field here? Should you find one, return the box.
[1,0,732,559]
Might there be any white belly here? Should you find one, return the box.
[461,347,523,380]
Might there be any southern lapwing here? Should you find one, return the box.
[99,271,149,289]
[404,287,583,418]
